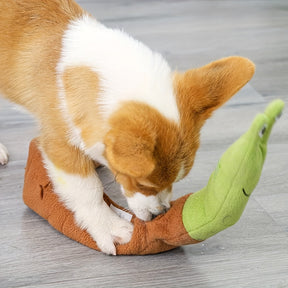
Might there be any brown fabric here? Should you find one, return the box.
[23,140,200,255]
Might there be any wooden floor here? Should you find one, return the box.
[1,0,287,287]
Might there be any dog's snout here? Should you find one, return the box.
[124,189,172,221]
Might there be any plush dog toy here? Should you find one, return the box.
[23,100,284,255]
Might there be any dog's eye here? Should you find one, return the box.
[258,124,267,138]
[136,182,151,191]
[136,183,146,189]
[136,179,159,189]
[135,182,158,194]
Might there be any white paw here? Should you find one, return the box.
[126,190,172,221]
[43,155,133,255]
[110,215,134,245]
[77,204,133,255]
[0,143,9,165]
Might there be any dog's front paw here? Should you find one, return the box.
[96,215,133,255]
[0,143,8,165]
[110,215,134,245]
[79,205,133,255]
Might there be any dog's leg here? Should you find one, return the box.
[41,139,133,255]
[0,143,8,165]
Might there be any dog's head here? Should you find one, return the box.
[104,56,255,220]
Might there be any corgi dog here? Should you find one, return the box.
[0,0,255,254]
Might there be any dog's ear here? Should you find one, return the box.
[174,56,255,119]
[104,128,156,178]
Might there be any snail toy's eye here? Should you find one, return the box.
[259,124,267,138]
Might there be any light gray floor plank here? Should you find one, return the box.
[0,1,287,287]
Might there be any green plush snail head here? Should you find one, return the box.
[183,100,285,241]
[210,99,284,199]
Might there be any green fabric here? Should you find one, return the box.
[182,100,284,241]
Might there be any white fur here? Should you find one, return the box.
[42,152,133,255]
[0,143,8,165]
[125,189,172,221]
[85,142,108,166]
[175,163,186,182]
[57,15,179,150]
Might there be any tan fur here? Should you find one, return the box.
[104,102,182,196]
[0,0,255,202]
[62,66,107,148]
[104,57,255,197]
[0,0,94,176]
